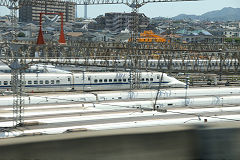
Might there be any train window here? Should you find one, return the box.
[45,80,49,84]
[88,77,91,81]
[99,79,103,83]
[28,81,32,84]
[109,79,113,82]
[51,80,54,84]
[34,81,38,84]
[40,80,43,84]
[0,81,1,85]
[68,78,71,82]
[141,78,145,81]
[123,79,126,82]
[150,78,153,81]
[118,79,122,82]
[94,79,98,83]
[10,81,11,85]
[104,79,108,82]
[157,76,160,79]
[114,79,117,82]
[146,78,149,81]
[56,80,60,84]
[3,81,8,85]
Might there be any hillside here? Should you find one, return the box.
[166,7,240,21]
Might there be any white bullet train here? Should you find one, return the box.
[1,87,240,106]
[0,71,185,92]
[33,58,239,70]
[0,64,70,74]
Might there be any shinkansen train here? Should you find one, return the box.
[1,87,240,106]
[0,72,185,92]
[0,64,70,73]
[32,59,239,70]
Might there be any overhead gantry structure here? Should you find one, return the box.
[0,0,200,127]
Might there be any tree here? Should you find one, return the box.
[225,37,233,43]
[235,38,240,43]
[17,32,25,37]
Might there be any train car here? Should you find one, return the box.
[0,64,70,73]
[42,58,239,71]
[1,87,240,106]
[0,71,185,93]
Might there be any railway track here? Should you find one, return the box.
[1,96,240,138]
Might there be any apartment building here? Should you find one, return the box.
[19,0,75,23]
[105,12,149,33]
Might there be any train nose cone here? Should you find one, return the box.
[180,82,187,88]
[173,81,186,88]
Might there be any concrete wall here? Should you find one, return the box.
[0,124,240,160]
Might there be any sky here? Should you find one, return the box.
[0,0,240,18]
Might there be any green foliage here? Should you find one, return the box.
[225,38,233,42]
[225,37,240,43]
[17,32,25,37]
[235,38,240,43]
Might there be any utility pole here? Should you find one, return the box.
[84,4,87,19]
[128,0,142,92]
[185,74,190,106]
[9,44,26,127]
[9,0,18,41]
[8,0,26,127]
[153,72,164,110]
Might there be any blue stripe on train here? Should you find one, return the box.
[0,81,169,88]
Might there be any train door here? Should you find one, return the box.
[67,73,74,91]
[148,73,153,88]
[86,76,92,91]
